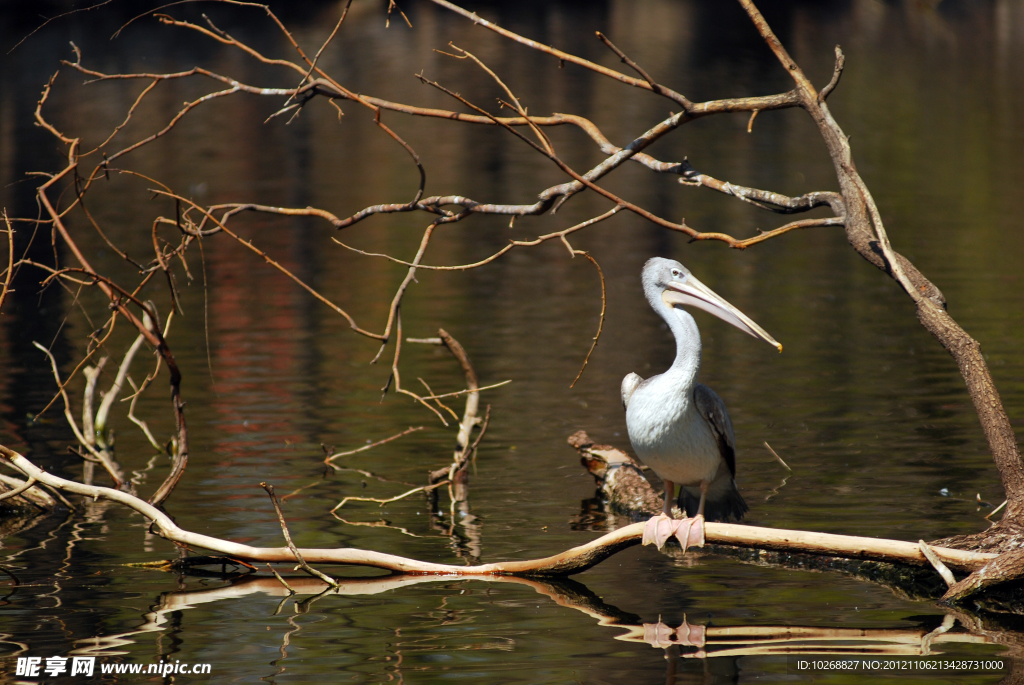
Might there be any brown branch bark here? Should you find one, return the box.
[569,252,606,388]
[0,212,14,314]
[151,191,383,340]
[677,160,843,215]
[33,91,188,505]
[735,1,1022,534]
[62,37,822,251]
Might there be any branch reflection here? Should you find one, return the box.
[66,571,1014,664]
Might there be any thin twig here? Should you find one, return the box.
[449,44,555,156]
[32,341,122,484]
[385,308,451,425]
[331,481,449,512]
[0,212,14,313]
[985,500,1007,521]
[415,380,511,401]
[288,0,353,102]
[594,31,686,106]
[149,190,383,340]
[818,46,845,103]
[324,426,424,464]
[261,482,337,587]
[385,0,412,28]
[371,220,441,362]
[764,442,791,471]
[569,251,605,388]
[736,217,844,249]
[266,563,295,594]
[333,206,623,272]
[417,377,459,421]
[125,376,163,452]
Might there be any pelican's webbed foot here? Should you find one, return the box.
[641,514,676,550]
[641,514,705,552]
[676,514,705,552]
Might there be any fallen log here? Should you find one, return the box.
[1,444,997,579]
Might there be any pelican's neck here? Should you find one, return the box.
[652,296,701,390]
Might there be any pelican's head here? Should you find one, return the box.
[642,257,782,352]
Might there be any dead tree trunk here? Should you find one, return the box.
[737,1,1024,546]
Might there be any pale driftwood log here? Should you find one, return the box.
[0,443,632,575]
[0,445,996,577]
[0,474,54,510]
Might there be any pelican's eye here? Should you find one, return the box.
[671,268,682,279]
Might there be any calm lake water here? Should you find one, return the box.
[2,0,1023,682]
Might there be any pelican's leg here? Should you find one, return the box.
[642,481,681,550]
[674,480,708,552]
[695,479,708,518]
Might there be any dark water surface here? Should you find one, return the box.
[2,0,1023,682]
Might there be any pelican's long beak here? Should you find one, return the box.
[663,275,782,352]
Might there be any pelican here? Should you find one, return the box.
[622,258,781,551]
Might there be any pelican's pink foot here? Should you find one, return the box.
[642,514,705,552]
[674,514,705,552]
[642,513,680,550]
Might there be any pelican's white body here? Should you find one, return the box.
[626,376,721,487]
[622,257,757,521]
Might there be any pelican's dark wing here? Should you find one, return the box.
[621,372,644,410]
[693,383,736,477]
[683,383,746,521]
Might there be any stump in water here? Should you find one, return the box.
[569,430,661,517]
